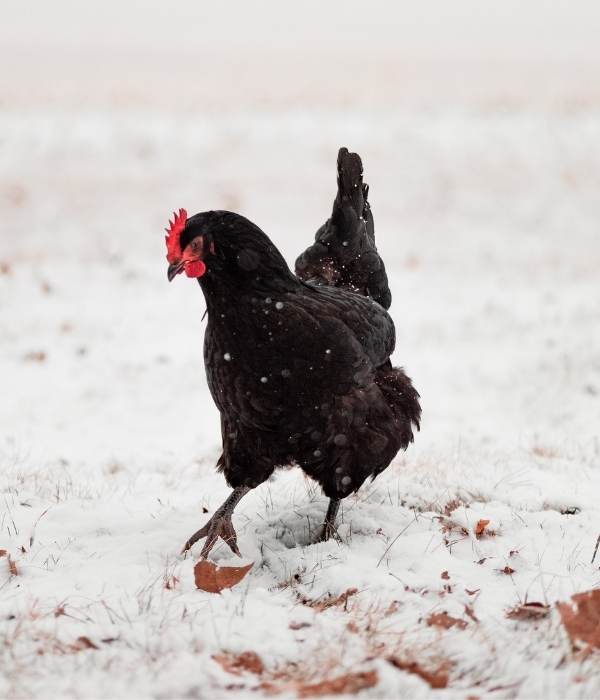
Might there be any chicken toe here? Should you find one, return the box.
[181,486,249,558]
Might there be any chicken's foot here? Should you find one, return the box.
[318,498,341,542]
[181,486,250,558]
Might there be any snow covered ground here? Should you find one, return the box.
[1,106,599,699]
[2,3,600,698]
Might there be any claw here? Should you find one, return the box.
[181,511,242,559]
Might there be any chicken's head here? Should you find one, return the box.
[165,208,213,281]
[165,209,294,287]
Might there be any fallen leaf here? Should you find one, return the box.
[289,621,311,630]
[443,498,463,516]
[385,600,400,615]
[5,553,18,576]
[466,588,480,596]
[506,602,551,620]
[301,588,358,612]
[23,351,46,363]
[69,636,99,652]
[194,560,253,593]
[0,550,6,557]
[439,517,469,536]
[474,519,490,538]
[441,570,450,580]
[426,611,467,630]
[388,657,449,689]
[164,574,179,590]
[464,604,479,623]
[498,566,516,575]
[532,446,558,459]
[557,589,600,649]
[213,651,264,675]
[297,670,378,697]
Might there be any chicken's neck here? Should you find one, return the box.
[198,268,300,318]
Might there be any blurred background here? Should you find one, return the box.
[1,0,599,472]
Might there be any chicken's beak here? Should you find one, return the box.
[167,261,184,282]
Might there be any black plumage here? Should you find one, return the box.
[295,147,392,310]
[171,148,421,557]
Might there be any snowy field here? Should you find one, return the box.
[2,106,599,700]
[2,3,600,699]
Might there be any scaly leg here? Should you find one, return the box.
[318,498,341,542]
[181,486,250,558]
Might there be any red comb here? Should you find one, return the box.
[165,208,187,263]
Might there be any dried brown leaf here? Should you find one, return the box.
[440,570,450,580]
[532,446,558,459]
[443,498,463,516]
[194,560,252,593]
[5,554,18,576]
[474,519,490,538]
[289,621,311,630]
[439,517,469,536]
[498,566,516,575]
[301,588,358,612]
[164,574,179,590]
[506,602,550,621]
[426,611,467,630]
[557,589,600,649]
[297,670,378,697]
[23,350,47,363]
[464,604,479,623]
[69,636,99,652]
[388,657,449,689]
[213,651,264,676]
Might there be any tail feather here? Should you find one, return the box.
[375,363,421,450]
[295,147,392,310]
[334,147,364,220]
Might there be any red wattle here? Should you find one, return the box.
[185,260,207,278]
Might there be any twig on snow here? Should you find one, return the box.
[591,534,600,565]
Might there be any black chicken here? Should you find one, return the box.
[166,148,421,558]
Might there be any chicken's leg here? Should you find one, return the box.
[181,486,250,558]
[318,498,341,541]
